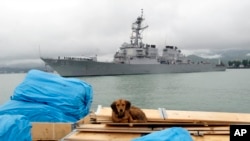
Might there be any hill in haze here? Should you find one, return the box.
[187,49,250,65]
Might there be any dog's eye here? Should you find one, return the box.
[116,104,120,106]
[122,104,125,106]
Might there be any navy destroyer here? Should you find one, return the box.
[41,10,226,77]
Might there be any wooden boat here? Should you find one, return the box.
[50,105,250,141]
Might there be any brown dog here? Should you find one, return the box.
[110,99,147,123]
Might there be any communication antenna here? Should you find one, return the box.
[141,8,143,17]
[38,45,41,58]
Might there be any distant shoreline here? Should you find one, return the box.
[227,67,250,69]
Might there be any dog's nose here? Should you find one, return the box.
[119,109,123,112]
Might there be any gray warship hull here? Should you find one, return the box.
[41,10,226,77]
[41,58,226,77]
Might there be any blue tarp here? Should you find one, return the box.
[0,100,77,122]
[0,114,32,141]
[132,127,193,141]
[0,70,93,140]
[10,69,93,120]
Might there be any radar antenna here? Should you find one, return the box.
[130,9,148,47]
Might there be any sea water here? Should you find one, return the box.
[0,69,250,113]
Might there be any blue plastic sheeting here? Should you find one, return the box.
[0,100,78,122]
[11,69,93,120]
[132,127,193,141]
[0,114,32,141]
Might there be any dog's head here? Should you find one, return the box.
[111,99,131,118]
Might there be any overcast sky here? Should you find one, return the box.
[0,0,250,65]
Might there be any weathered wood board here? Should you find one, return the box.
[192,135,229,141]
[63,130,229,141]
[76,124,229,135]
[32,122,75,140]
[63,131,141,141]
[164,109,250,124]
[31,115,92,140]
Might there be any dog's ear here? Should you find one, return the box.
[125,100,131,110]
[111,101,118,114]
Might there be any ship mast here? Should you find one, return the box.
[130,9,148,47]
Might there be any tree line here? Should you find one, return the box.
[228,59,250,68]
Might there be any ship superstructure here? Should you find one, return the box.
[113,10,188,65]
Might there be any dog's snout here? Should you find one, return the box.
[119,109,123,112]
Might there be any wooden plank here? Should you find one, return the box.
[96,120,225,126]
[32,123,54,140]
[77,124,154,133]
[105,122,232,126]
[32,122,74,140]
[54,123,74,139]
[190,130,229,135]
[63,131,229,141]
[76,124,229,135]
[192,135,229,141]
[78,124,152,131]
[63,123,230,141]
[78,124,229,131]
[63,131,141,141]
[165,110,250,123]
[76,128,229,135]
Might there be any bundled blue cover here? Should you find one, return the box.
[0,114,32,141]
[132,127,193,141]
[11,69,93,120]
[0,100,77,122]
